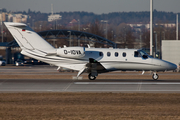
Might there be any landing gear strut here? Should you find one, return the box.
[152,72,159,80]
[88,73,96,80]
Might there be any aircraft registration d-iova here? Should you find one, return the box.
[4,22,177,80]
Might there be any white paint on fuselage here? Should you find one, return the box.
[84,48,152,71]
[4,22,177,74]
[83,48,176,71]
[22,46,176,73]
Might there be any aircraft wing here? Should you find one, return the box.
[77,58,107,77]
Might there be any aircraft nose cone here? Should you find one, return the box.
[164,61,177,70]
[170,63,177,70]
[152,58,177,71]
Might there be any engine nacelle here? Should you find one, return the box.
[56,47,85,58]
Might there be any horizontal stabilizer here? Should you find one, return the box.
[45,49,57,56]
[4,22,27,27]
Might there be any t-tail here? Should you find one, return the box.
[4,22,55,53]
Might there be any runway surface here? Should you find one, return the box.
[0,65,180,93]
[1,79,180,93]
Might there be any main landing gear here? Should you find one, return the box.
[152,72,159,80]
[88,73,96,80]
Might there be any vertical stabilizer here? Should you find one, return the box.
[4,22,54,52]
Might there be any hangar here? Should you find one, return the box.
[38,29,117,48]
[162,40,180,71]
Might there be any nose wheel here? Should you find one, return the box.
[88,73,96,80]
[152,73,159,80]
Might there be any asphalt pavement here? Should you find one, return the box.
[0,65,180,93]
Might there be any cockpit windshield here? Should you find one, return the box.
[139,50,148,56]
[134,50,150,59]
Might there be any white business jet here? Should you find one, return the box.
[4,22,177,80]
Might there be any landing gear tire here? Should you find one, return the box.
[152,73,159,80]
[88,73,96,80]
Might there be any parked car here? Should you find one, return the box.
[15,60,24,66]
[0,56,6,66]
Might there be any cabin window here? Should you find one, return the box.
[134,51,141,57]
[122,52,126,57]
[99,52,103,56]
[107,52,111,57]
[115,52,118,57]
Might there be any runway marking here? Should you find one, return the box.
[47,90,54,92]
[63,82,73,91]
[137,81,142,91]
[1,90,180,92]
[74,82,180,85]
[0,80,7,86]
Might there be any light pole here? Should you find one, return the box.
[0,8,3,42]
[32,19,34,30]
[140,31,142,49]
[101,20,108,39]
[124,27,127,48]
[78,19,80,31]
[154,31,157,58]
[176,13,178,40]
[78,19,80,46]
[39,25,42,31]
[68,31,72,46]
[162,31,165,40]
[27,23,30,27]
[150,0,153,56]
[111,30,114,41]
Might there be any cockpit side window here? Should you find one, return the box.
[99,52,103,56]
[134,50,148,59]
[134,51,140,57]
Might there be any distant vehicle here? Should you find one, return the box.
[24,59,48,65]
[15,60,24,66]
[4,22,177,80]
[0,56,6,66]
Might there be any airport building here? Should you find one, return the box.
[48,14,62,22]
[162,40,180,71]
[0,12,30,23]
[128,23,176,30]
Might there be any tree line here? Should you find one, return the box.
[1,8,179,54]
[4,8,178,25]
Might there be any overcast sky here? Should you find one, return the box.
[1,0,180,14]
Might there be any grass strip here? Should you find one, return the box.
[0,93,180,120]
